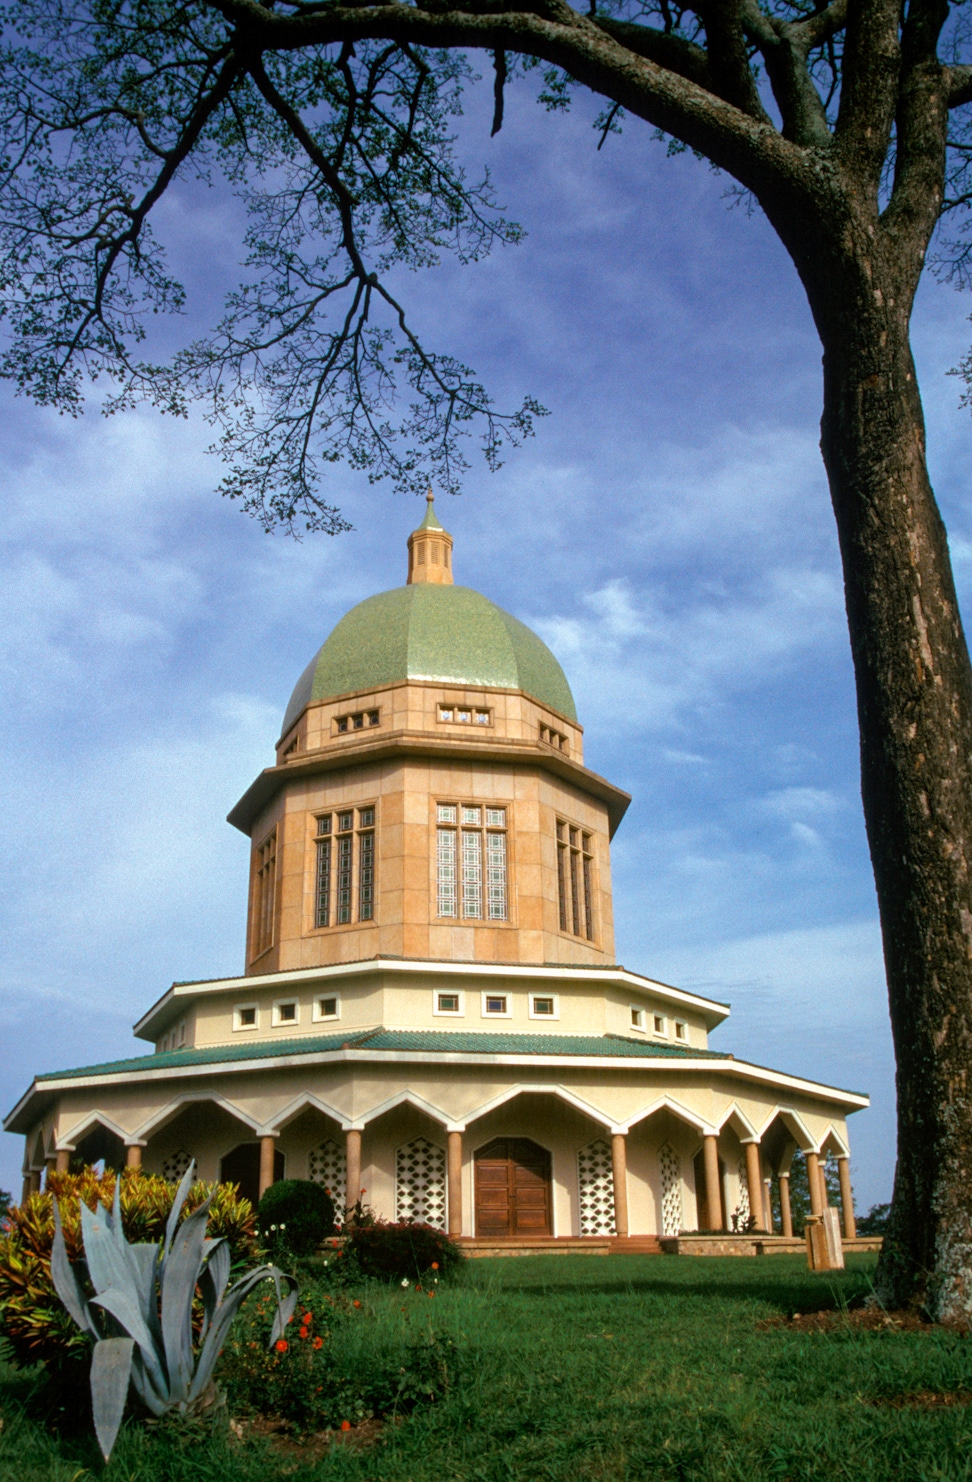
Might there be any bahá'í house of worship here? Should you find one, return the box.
[5,496,868,1248]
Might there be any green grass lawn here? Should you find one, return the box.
[3,1253,972,1481]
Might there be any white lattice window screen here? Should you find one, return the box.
[736,1158,751,1223]
[659,1144,682,1236]
[437,827,457,917]
[396,1137,447,1228]
[162,1149,193,1184]
[462,828,483,917]
[308,1138,347,1210]
[577,1139,615,1236]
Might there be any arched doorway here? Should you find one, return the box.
[220,1141,284,1207]
[71,1124,126,1176]
[475,1138,551,1236]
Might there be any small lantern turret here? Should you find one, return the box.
[407,490,454,584]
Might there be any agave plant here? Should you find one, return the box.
[50,1160,297,1461]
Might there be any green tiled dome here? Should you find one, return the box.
[283,584,577,732]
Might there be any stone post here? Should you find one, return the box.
[125,1145,142,1169]
[779,1173,793,1237]
[55,1149,70,1174]
[837,1156,857,1239]
[345,1129,362,1218]
[763,1178,774,1234]
[703,1134,722,1231]
[611,1133,629,1238]
[806,1151,824,1217]
[744,1141,767,1232]
[447,1131,463,1238]
[258,1136,277,1200]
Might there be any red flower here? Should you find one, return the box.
[299,1326,309,1339]
[302,1312,312,1323]
[352,1299,362,1308]
[341,1420,351,1432]
[313,1336,324,1350]
[275,1339,288,1353]
[431,1261,439,1271]
[429,1291,435,1298]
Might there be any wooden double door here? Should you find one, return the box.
[474,1138,552,1236]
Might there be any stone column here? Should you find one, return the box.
[779,1173,793,1237]
[125,1144,142,1169]
[258,1136,277,1200]
[447,1131,463,1238]
[55,1149,70,1174]
[703,1134,722,1231]
[744,1141,767,1231]
[20,1176,32,1203]
[763,1179,774,1234]
[345,1129,362,1218]
[45,1157,56,1179]
[28,1170,41,1195]
[818,1155,830,1210]
[611,1133,629,1238]
[806,1151,824,1217]
[837,1156,857,1239]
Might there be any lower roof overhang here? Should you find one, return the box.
[3,1030,869,1137]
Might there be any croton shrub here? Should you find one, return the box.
[0,1166,258,1371]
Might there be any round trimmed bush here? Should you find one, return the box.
[257,1179,335,1256]
[348,1220,464,1281]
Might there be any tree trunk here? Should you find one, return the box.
[806,248,972,1318]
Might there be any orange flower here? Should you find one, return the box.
[341,1420,351,1432]
[275,1339,288,1353]
[352,1299,362,1308]
[313,1336,324,1350]
[428,1291,435,1298]
[299,1326,309,1339]
[302,1312,312,1324]
[431,1262,439,1271]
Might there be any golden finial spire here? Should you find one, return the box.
[407,489,453,584]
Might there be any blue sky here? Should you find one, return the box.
[2,72,972,1209]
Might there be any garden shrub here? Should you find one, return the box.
[257,1179,335,1257]
[347,1219,464,1282]
[220,1280,457,1432]
[0,1166,258,1372]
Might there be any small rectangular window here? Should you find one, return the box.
[368,710,380,726]
[439,707,454,722]
[462,806,481,825]
[352,712,364,729]
[359,807,375,828]
[178,1021,187,1047]
[486,807,506,827]
[653,1014,667,1037]
[313,995,340,1022]
[458,708,472,723]
[475,710,490,725]
[337,717,349,733]
[316,814,332,836]
[630,1006,646,1031]
[674,1020,688,1042]
[338,811,353,833]
[437,803,457,823]
[529,994,558,1020]
[434,991,463,1015]
[483,993,509,1016]
[234,1004,258,1031]
[273,1000,298,1026]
